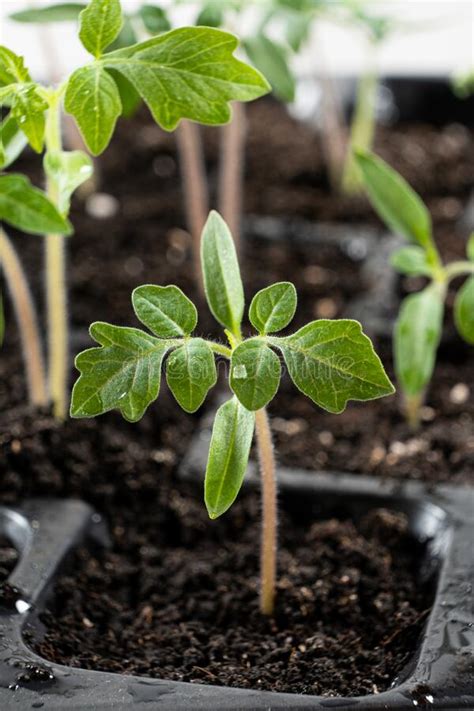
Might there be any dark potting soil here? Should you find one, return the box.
[30,487,434,697]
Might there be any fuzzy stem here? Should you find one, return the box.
[255,407,277,616]
[342,70,378,195]
[45,96,68,420]
[218,102,246,251]
[0,228,48,407]
[176,120,209,292]
[405,391,424,431]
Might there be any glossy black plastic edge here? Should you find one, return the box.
[0,465,472,710]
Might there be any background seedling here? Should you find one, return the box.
[1,0,269,418]
[71,210,394,615]
[355,150,474,428]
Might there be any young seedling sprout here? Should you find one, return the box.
[355,150,474,429]
[71,210,394,615]
[0,0,269,417]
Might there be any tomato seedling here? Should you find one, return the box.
[71,210,394,615]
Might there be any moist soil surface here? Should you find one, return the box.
[0,97,472,693]
[30,489,434,697]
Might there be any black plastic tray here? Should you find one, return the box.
[0,464,473,710]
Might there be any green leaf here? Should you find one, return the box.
[65,64,122,155]
[204,396,255,519]
[102,27,270,130]
[166,338,217,412]
[11,84,47,153]
[231,339,281,411]
[107,69,141,117]
[249,281,297,334]
[201,211,244,336]
[285,12,311,52]
[0,47,31,85]
[355,150,433,250]
[0,174,72,235]
[394,286,444,396]
[71,321,170,421]
[107,15,137,51]
[467,233,474,262]
[139,4,171,34]
[454,277,474,345]
[44,150,93,213]
[196,2,224,28]
[244,34,295,103]
[390,246,432,277]
[10,3,86,23]
[274,320,395,413]
[79,0,123,58]
[132,284,197,338]
[0,114,28,168]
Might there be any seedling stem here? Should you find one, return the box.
[255,406,277,615]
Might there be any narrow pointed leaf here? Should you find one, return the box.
[454,277,474,345]
[274,320,394,413]
[0,174,72,235]
[79,0,123,58]
[205,397,255,519]
[166,338,217,412]
[390,246,432,277]
[244,34,295,103]
[231,339,281,411]
[10,4,86,23]
[102,27,270,130]
[394,286,444,396]
[65,64,121,155]
[355,150,432,249]
[44,150,93,213]
[71,322,170,421]
[201,211,244,335]
[249,281,297,334]
[132,285,197,338]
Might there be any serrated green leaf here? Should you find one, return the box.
[196,2,224,28]
[65,64,122,155]
[204,396,255,519]
[79,0,123,58]
[394,286,444,396]
[274,320,394,413]
[0,47,31,85]
[132,284,197,338]
[244,34,295,103]
[249,281,297,334]
[11,84,48,153]
[355,150,433,250]
[166,337,216,412]
[231,339,281,411]
[467,233,474,262]
[454,277,474,345]
[71,321,170,421]
[390,246,432,277]
[44,150,93,213]
[10,3,86,23]
[201,211,244,336]
[0,114,28,168]
[0,174,72,235]
[139,4,171,34]
[102,27,270,130]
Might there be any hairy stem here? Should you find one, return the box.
[342,70,378,195]
[45,96,68,420]
[176,120,209,292]
[255,407,277,616]
[0,228,48,406]
[218,102,246,251]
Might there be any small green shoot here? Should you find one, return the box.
[355,150,474,428]
[71,210,394,615]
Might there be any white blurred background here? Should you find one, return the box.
[0,0,472,84]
